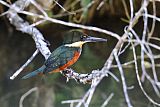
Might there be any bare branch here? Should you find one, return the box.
[101,93,114,107]
[3,0,51,59]
[130,28,160,97]
[0,0,51,79]
[10,49,39,80]
[1,0,160,106]
[19,87,38,107]
[17,10,121,40]
[62,1,151,107]
[29,0,48,17]
[131,37,160,106]
[148,0,156,40]
[62,69,119,84]
[129,0,134,20]
[114,49,132,107]
[0,0,10,7]
[53,0,75,15]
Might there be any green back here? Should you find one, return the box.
[44,45,81,73]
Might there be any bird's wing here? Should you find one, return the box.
[44,46,77,73]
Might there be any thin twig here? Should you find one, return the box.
[64,1,150,107]
[131,37,160,106]
[19,87,38,107]
[0,0,51,79]
[114,50,132,107]
[130,28,160,96]
[129,0,134,20]
[121,0,130,19]
[101,93,114,107]
[17,10,121,40]
[148,0,156,40]
[53,0,75,15]
[1,0,160,107]
[29,0,48,17]
[10,49,39,80]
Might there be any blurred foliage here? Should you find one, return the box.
[0,0,160,107]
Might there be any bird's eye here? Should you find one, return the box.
[80,34,87,41]
[83,34,88,38]
[80,35,83,40]
[83,35,87,38]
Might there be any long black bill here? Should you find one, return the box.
[85,36,107,42]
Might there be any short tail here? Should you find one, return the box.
[22,65,46,79]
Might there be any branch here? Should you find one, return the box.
[101,93,114,107]
[19,87,38,107]
[6,0,51,59]
[0,0,121,80]
[66,0,150,106]
[62,68,119,84]
[130,28,160,97]
[10,49,39,80]
[1,0,159,106]
[114,50,132,107]
[17,10,121,40]
[0,0,51,79]
[131,37,160,106]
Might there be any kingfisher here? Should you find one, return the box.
[22,30,107,79]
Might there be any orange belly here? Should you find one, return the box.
[49,51,80,73]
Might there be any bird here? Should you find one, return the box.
[22,30,107,79]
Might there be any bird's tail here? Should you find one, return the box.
[22,65,46,79]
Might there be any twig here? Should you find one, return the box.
[121,0,130,19]
[5,0,51,59]
[129,0,134,20]
[0,0,10,7]
[97,0,105,10]
[148,0,156,40]
[62,99,82,107]
[53,0,75,15]
[141,0,149,82]
[85,79,99,106]
[62,69,119,84]
[29,0,48,17]
[1,0,160,106]
[131,37,160,106]
[130,28,160,96]
[19,87,38,107]
[114,49,132,107]
[0,0,51,79]
[76,79,101,107]
[111,60,134,68]
[103,0,149,71]
[10,49,39,80]
[62,99,82,104]
[17,10,121,40]
[62,1,150,106]
[101,93,114,107]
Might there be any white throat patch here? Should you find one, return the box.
[65,41,86,47]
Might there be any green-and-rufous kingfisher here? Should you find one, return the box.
[22,30,107,79]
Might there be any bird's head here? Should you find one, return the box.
[64,30,107,47]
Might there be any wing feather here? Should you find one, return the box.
[44,46,79,73]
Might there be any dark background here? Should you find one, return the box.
[0,0,160,107]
